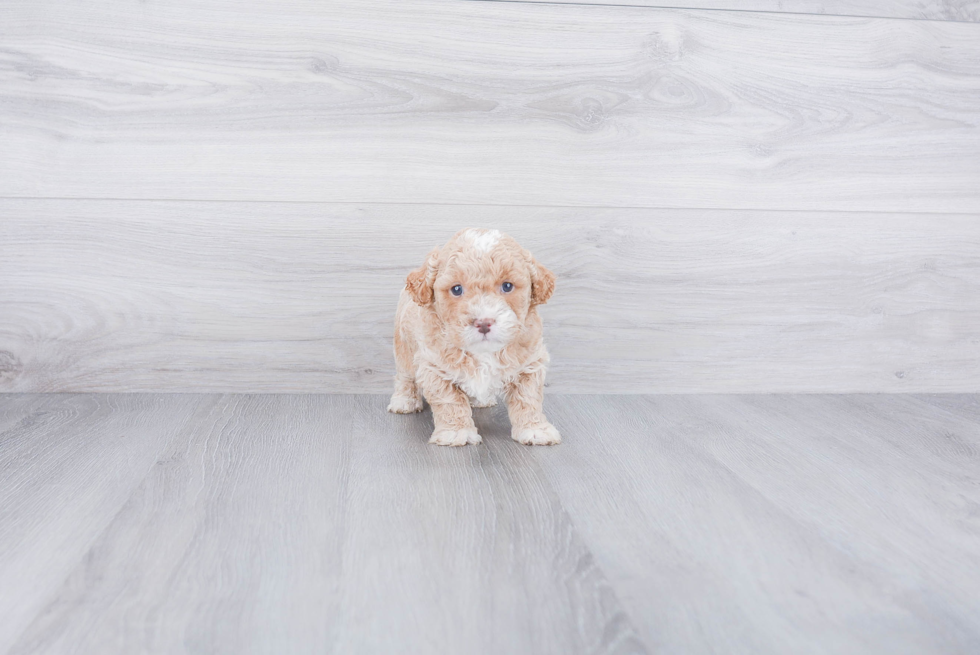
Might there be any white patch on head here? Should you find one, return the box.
[464,228,501,254]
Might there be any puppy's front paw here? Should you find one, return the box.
[429,428,482,446]
[388,393,424,414]
[512,423,561,446]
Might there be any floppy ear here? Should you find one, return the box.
[405,247,441,306]
[527,255,556,306]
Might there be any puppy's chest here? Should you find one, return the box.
[456,353,510,404]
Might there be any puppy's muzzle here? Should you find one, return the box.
[473,318,495,335]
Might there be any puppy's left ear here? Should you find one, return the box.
[406,247,441,306]
[527,255,556,305]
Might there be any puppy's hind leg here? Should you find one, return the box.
[389,378,424,414]
[387,330,424,414]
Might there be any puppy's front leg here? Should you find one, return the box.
[505,366,561,446]
[416,365,481,446]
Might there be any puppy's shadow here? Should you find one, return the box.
[385,397,510,446]
[471,401,511,442]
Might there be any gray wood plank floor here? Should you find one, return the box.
[1,393,978,654]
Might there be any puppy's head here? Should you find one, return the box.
[406,228,555,353]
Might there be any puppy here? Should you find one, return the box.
[387,228,561,447]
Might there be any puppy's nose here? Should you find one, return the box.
[473,318,495,335]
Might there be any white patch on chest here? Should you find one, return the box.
[464,228,501,254]
[458,351,506,406]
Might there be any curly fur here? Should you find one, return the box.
[388,228,560,446]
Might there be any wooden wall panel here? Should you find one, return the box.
[2,200,977,393]
[0,0,978,211]
[479,0,980,22]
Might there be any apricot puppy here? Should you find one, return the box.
[387,228,560,446]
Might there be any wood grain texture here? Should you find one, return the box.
[480,0,980,22]
[0,394,211,655]
[2,393,978,653]
[2,0,979,211]
[539,393,980,654]
[330,397,644,654]
[0,394,36,434]
[6,394,645,655]
[8,395,352,655]
[2,200,978,394]
[915,392,980,423]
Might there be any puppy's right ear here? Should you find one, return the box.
[405,247,441,306]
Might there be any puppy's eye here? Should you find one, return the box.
[451,285,464,296]
[501,281,514,293]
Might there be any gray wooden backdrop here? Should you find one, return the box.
[490,0,980,21]
[1,0,979,393]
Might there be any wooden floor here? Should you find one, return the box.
[1,393,978,654]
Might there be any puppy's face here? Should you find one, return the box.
[406,229,555,353]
